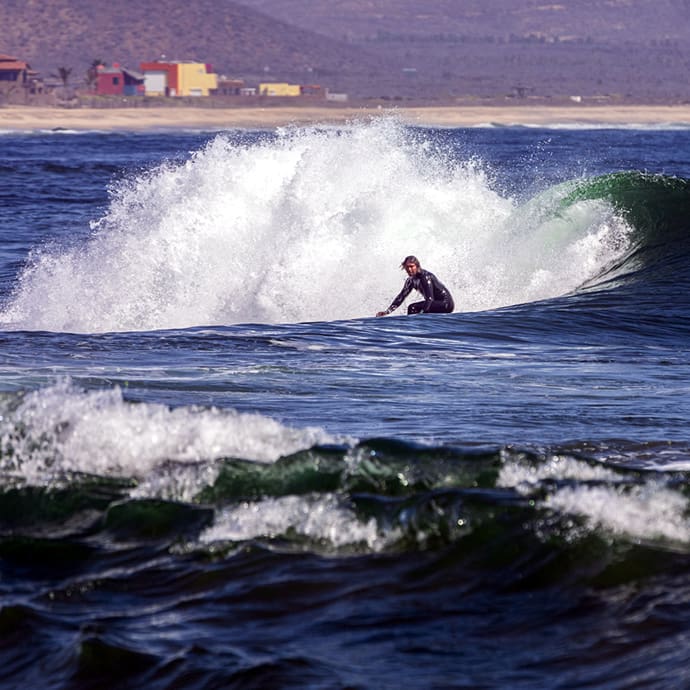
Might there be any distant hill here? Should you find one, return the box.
[2,0,690,102]
[0,0,390,91]
[240,0,690,43]
[239,0,690,102]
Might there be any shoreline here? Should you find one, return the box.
[2,104,690,131]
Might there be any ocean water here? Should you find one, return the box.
[1,117,690,689]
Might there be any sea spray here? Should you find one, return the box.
[0,118,631,332]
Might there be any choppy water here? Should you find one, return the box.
[1,118,690,689]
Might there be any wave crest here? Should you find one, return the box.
[0,119,633,332]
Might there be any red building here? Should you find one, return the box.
[300,84,325,97]
[95,64,145,96]
[139,61,179,96]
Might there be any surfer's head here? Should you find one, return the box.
[401,255,421,275]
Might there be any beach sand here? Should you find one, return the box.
[2,104,690,130]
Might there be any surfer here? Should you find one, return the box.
[376,255,454,316]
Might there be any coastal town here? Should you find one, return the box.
[0,52,347,107]
[2,0,689,113]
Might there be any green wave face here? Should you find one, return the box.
[565,172,690,253]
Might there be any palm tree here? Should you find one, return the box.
[51,66,73,86]
[50,66,74,102]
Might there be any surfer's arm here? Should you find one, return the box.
[377,279,413,316]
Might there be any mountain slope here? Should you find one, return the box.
[1,0,689,101]
[0,0,386,85]
[238,0,690,43]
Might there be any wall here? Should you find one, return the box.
[141,62,179,96]
[259,82,301,97]
[96,71,123,95]
[177,63,217,96]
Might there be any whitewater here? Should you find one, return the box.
[0,119,631,332]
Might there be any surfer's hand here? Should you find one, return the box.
[376,311,387,317]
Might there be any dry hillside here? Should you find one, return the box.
[2,0,690,101]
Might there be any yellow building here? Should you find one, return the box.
[140,61,218,97]
[259,82,301,97]
[177,62,217,97]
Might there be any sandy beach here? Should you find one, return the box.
[2,104,690,130]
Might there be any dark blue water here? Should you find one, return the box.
[1,121,690,689]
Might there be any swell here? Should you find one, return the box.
[3,438,690,564]
[3,433,690,690]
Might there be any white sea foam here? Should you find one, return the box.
[200,493,394,550]
[499,455,690,544]
[0,380,340,486]
[497,454,623,489]
[0,117,632,332]
[545,483,690,543]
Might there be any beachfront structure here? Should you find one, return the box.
[214,77,245,96]
[0,54,39,90]
[259,82,301,97]
[140,61,218,97]
[140,61,175,96]
[94,64,145,96]
[0,54,29,85]
[300,84,326,97]
[0,53,44,101]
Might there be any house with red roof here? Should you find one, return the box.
[0,54,30,88]
[0,53,44,101]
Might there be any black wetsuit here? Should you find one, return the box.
[384,269,454,315]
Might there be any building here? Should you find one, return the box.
[213,77,245,96]
[300,84,325,97]
[140,61,176,96]
[140,61,218,97]
[94,64,145,96]
[0,54,44,101]
[259,82,301,97]
[0,54,29,85]
[0,54,36,90]
[177,62,217,97]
